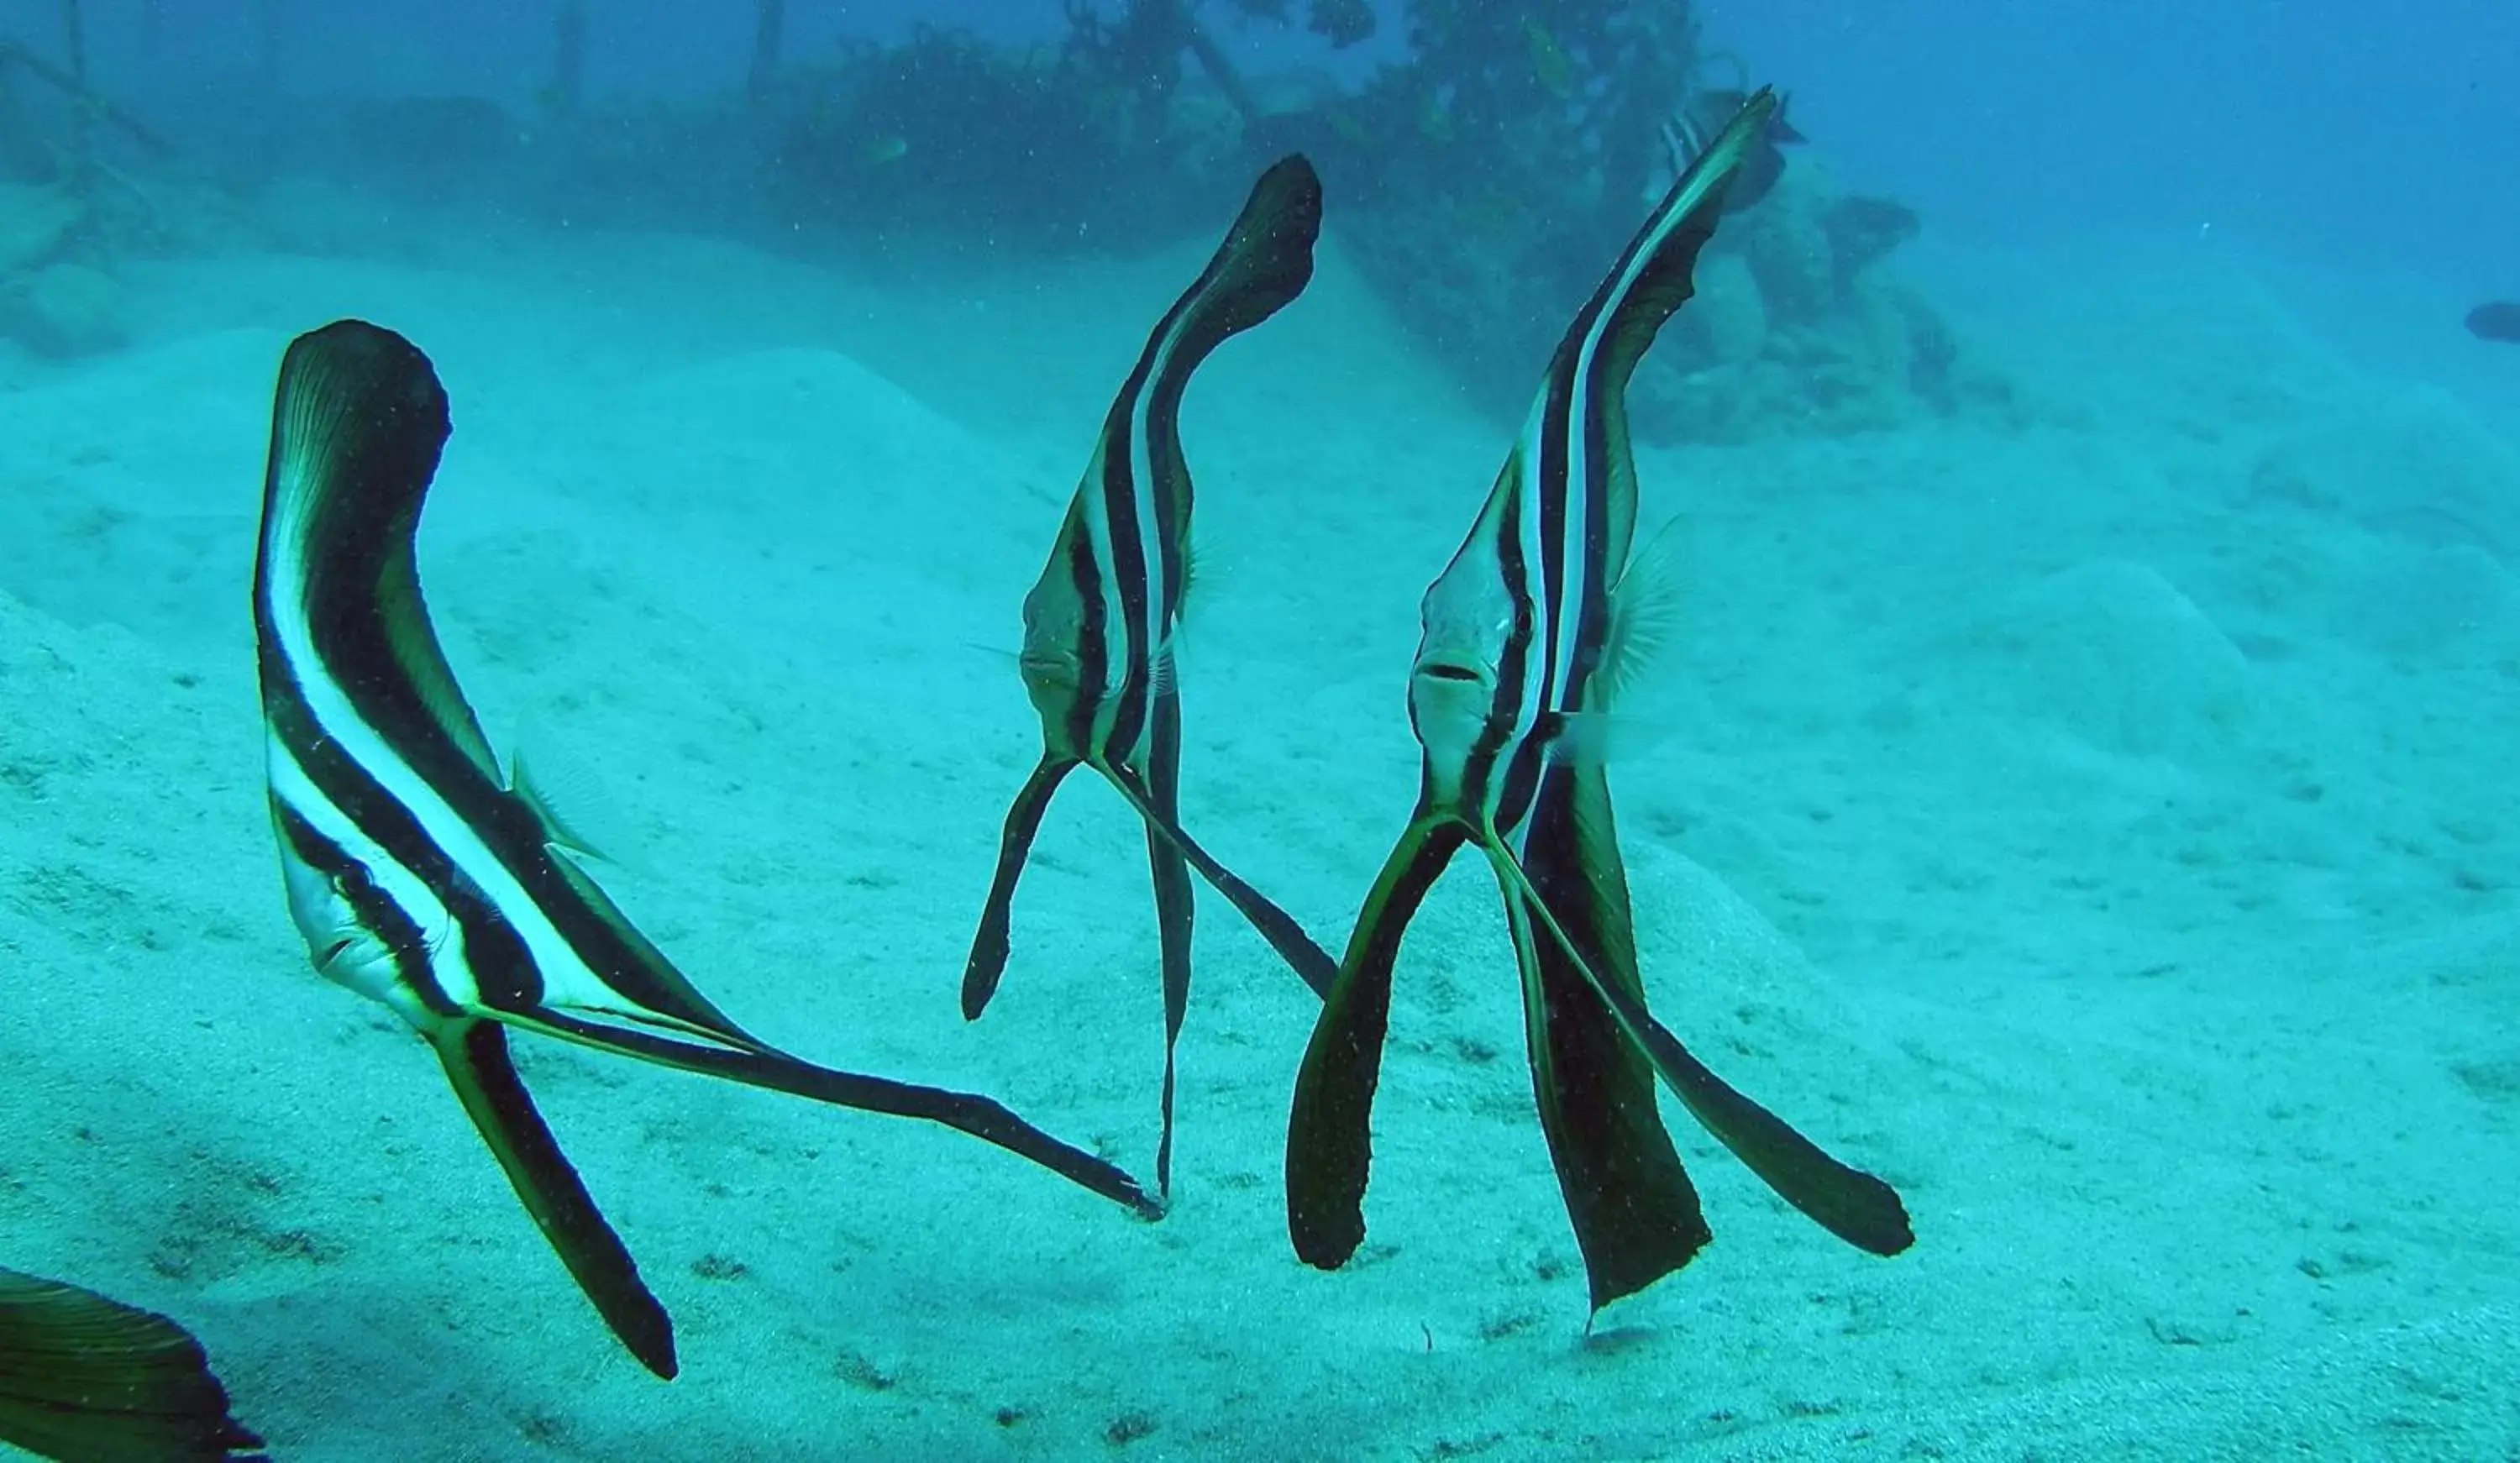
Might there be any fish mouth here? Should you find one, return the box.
[1415,659,1483,684]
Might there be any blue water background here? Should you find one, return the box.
[13,1,2509,274]
[13,1,2511,400]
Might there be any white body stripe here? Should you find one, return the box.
[1131,315,1192,663]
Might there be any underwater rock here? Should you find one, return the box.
[0,181,81,274]
[0,260,124,357]
[1821,195,1919,293]
[1731,170,1840,328]
[1668,250,1767,369]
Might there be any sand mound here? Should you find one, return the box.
[2247,385,2520,558]
[1935,558,2255,763]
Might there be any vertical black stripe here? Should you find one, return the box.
[1060,522,1111,759]
[1094,439,1155,767]
[1462,480,1540,833]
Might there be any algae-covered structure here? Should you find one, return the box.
[750,0,1971,440]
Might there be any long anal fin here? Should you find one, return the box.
[1482,843,1914,1257]
[0,1267,267,1462]
[521,1013,1164,1221]
[963,756,1079,1020]
[1106,766,1337,998]
[1508,769,1712,1308]
[1285,815,1463,1269]
[427,1019,678,1378]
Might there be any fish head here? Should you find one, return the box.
[273,810,416,1021]
[1408,542,1520,816]
[1017,559,1095,753]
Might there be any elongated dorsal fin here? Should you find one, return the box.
[260,320,500,780]
[1572,88,1777,404]
[1105,154,1325,524]
[1160,154,1325,374]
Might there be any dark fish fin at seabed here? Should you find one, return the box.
[1482,844,1915,1258]
[0,1266,268,1461]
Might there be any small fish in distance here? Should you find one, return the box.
[2466,302,2520,343]
[255,320,1158,1379]
[1287,89,1914,1314]
[964,155,1341,1199]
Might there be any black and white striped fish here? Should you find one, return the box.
[964,156,1339,1198]
[255,320,1158,1380]
[1643,87,1803,212]
[1286,89,1913,1312]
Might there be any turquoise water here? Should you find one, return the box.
[3,4,2517,1460]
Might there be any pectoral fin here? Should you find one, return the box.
[0,1267,266,1462]
[426,1019,678,1378]
[1594,515,1690,710]
[1285,813,1464,1270]
[963,755,1080,1020]
[1480,837,1914,1258]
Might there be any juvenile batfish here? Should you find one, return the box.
[1285,90,1914,1312]
[255,321,1159,1379]
[967,156,1340,1198]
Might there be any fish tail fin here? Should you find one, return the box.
[428,1020,678,1378]
[1576,87,1774,403]
[0,1267,266,1461]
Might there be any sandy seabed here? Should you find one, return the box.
[3,214,2518,1460]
